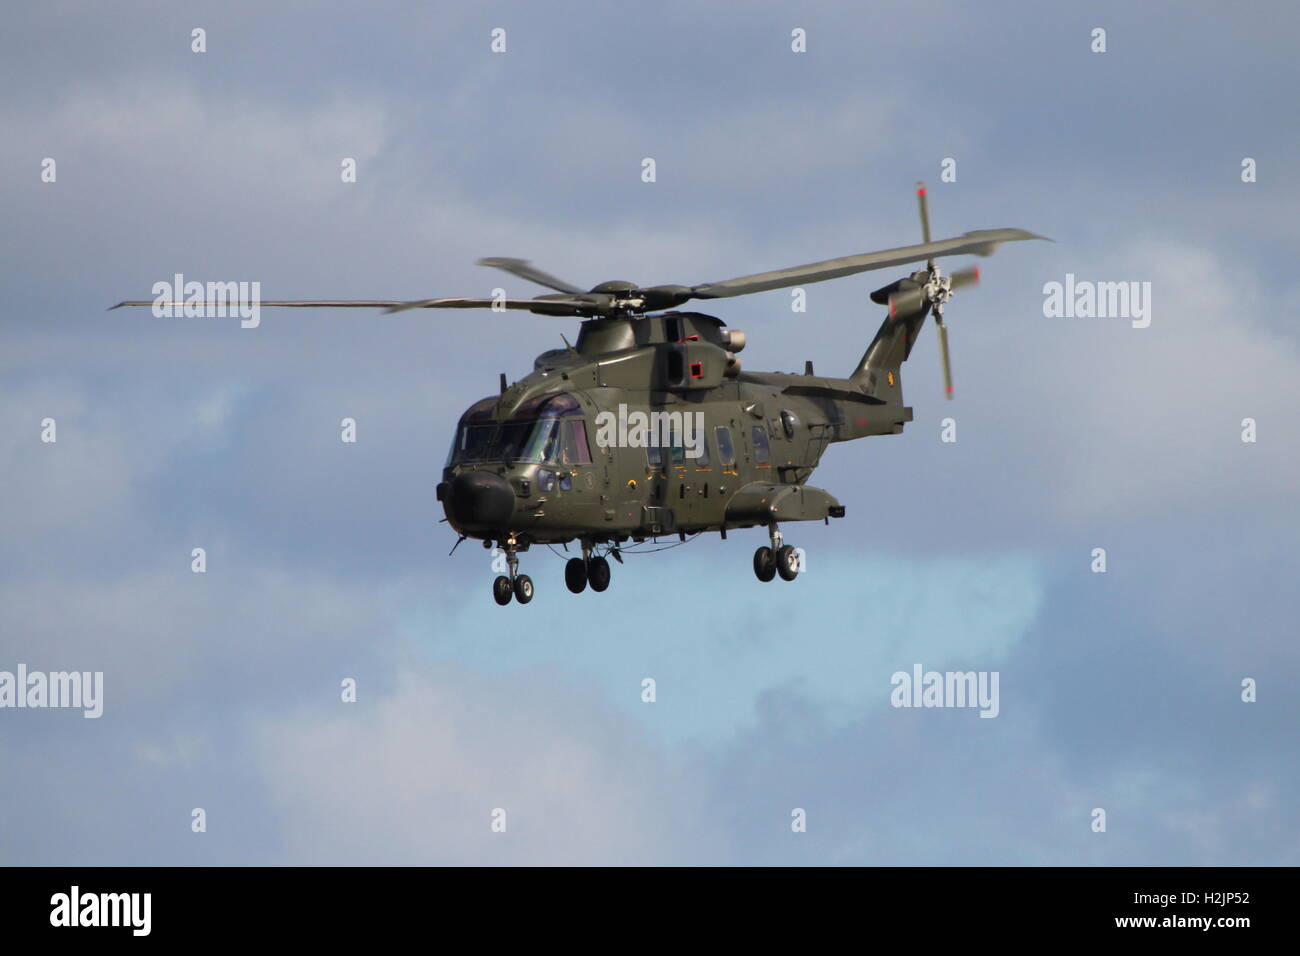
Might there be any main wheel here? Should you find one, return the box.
[753,546,776,582]
[565,557,588,593]
[588,555,611,592]
[492,575,513,605]
[776,545,799,581]
[513,574,535,604]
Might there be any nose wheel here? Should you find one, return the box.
[492,537,535,605]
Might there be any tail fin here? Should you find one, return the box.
[850,271,931,403]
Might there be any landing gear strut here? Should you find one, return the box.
[753,523,799,583]
[493,535,534,605]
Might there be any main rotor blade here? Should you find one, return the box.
[109,300,409,310]
[476,258,583,295]
[384,295,613,316]
[109,297,602,317]
[689,228,1046,300]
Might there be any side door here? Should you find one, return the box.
[713,423,740,503]
[551,417,602,525]
[666,420,715,528]
[773,408,810,483]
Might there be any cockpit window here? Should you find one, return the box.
[452,423,498,463]
[446,393,593,466]
[529,418,591,465]
[561,419,591,464]
[450,419,551,465]
[525,419,559,463]
[495,420,538,461]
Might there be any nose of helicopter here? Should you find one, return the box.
[443,470,515,531]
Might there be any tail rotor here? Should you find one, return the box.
[883,181,982,400]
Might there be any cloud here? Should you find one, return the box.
[252,666,725,865]
[1015,239,1300,525]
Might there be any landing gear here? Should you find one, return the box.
[776,545,800,582]
[565,557,588,593]
[567,541,611,594]
[493,575,514,605]
[754,523,799,583]
[588,555,611,592]
[492,535,535,605]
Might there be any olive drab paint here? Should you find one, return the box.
[111,184,1044,603]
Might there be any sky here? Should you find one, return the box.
[1,0,1297,865]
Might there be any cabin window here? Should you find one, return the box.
[694,432,710,467]
[559,472,573,491]
[646,444,662,468]
[751,425,771,465]
[714,426,736,467]
[537,469,555,493]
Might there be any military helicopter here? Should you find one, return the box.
[113,184,1044,605]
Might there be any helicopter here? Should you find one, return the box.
[112,183,1045,605]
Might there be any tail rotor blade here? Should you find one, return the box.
[949,264,979,291]
[936,319,954,399]
[916,181,932,246]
